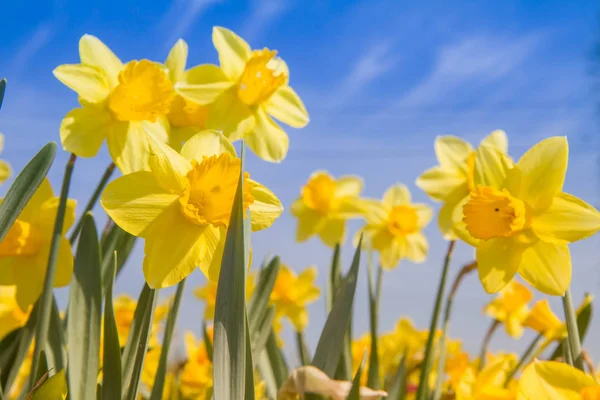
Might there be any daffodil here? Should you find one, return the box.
[101,130,283,287]
[0,287,30,341]
[360,184,432,269]
[291,171,364,247]
[180,331,213,400]
[194,272,256,319]
[111,294,169,347]
[269,264,320,331]
[517,360,599,399]
[453,137,600,295]
[54,35,174,174]
[454,353,517,400]
[417,130,508,239]
[179,26,309,162]
[0,134,11,185]
[0,178,75,311]
[162,39,214,150]
[484,280,533,338]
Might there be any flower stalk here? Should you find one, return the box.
[478,319,500,372]
[504,332,544,386]
[562,288,584,370]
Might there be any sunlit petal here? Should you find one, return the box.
[519,240,571,296]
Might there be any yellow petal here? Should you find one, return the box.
[212,26,251,80]
[145,132,191,193]
[474,142,513,188]
[249,181,283,232]
[517,136,568,211]
[318,219,345,247]
[480,129,508,153]
[451,194,479,247]
[414,204,433,228]
[435,135,473,170]
[60,105,111,158]
[264,85,309,128]
[476,237,525,293]
[165,39,188,82]
[206,89,255,142]
[19,178,54,223]
[360,199,388,225]
[334,176,363,198]
[0,160,10,184]
[79,34,123,88]
[245,108,289,163]
[380,237,406,270]
[53,64,110,103]
[37,197,77,237]
[519,240,571,296]
[405,232,427,263]
[517,360,596,400]
[383,184,410,206]
[416,166,467,202]
[14,248,49,311]
[142,204,209,288]
[54,237,74,287]
[101,171,178,237]
[203,226,226,282]
[177,64,233,105]
[295,209,325,243]
[532,192,600,244]
[438,192,465,240]
[180,129,236,161]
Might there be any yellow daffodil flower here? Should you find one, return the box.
[453,136,600,295]
[54,35,174,174]
[484,280,533,338]
[180,331,213,400]
[140,345,174,399]
[162,39,215,150]
[112,294,169,347]
[517,360,599,399]
[180,26,309,163]
[0,286,30,340]
[0,178,75,311]
[0,134,11,184]
[360,184,433,269]
[455,353,516,400]
[416,130,508,239]
[101,130,283,288]
[194,272,256,319]
[292,171,364,247]
[269,264,320,332]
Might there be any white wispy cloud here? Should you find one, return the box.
[396,34,543,108]
[9,21,56,78]
[240,0,290,42]
[327,40,397,107]
[158,0,222,49]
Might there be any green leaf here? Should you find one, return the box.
[124,289,157,400]
[347,362,364,400]
[34,351,48,384]
[150,279,186,400]
[386,355,407,400]
[0,142,56,242]
[100,224,137,293]
[258,330,288,399]
[295,331,311,366]
[45,298,66,374]
[244,312,255,400]
[102,252,122,400]
[248,256,280,333]
[0,79,6,111]
[203,322,213,361]
[311,236,362,377]
[550,299,593,360]
[67,213,102,400]
[121,284,155,397]
[213,147,249,400]
[250,307,275,363]
[27,370,68,400]
[366,262,382,389]
[1,305,37,394]
[327,244,342,313]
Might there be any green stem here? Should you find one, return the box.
[366,248,382,389]
[563,337,574,366]
[504,333,544,386]
[29,154,77,388]
[415,240,455,400]
[478,319,500,373]
[295,331,310,366]
[69,162,115,244]
[432,261,477,400]
[562,288,584,370]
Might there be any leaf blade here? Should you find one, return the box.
[102,252,122,400]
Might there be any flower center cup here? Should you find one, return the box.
[167,95,208,128]
[0,220,42,257]
[463,186,527,240]
[237,49,287,106]
[108,60,174,122]
[387,205,419,237]
[301,174,337,215]
[179,153,255,227]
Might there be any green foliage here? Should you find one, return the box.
[102,253,121,400]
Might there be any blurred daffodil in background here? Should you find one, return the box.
[180,331,213,399]
[292,170,364,247]
[484,280,532,338]
[454,137,600,295]
[360,184,433,269]
[517,360,600,399]
[0,134,11,184]
[54,35,174,173]
[416,130,507,239]
[0,178,75,311]
[0,286,30,340]
[195,273,256,319]
[101,130,282,287]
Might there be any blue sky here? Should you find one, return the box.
[2,0,600,363]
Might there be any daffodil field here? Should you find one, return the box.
[1,26,600,400]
